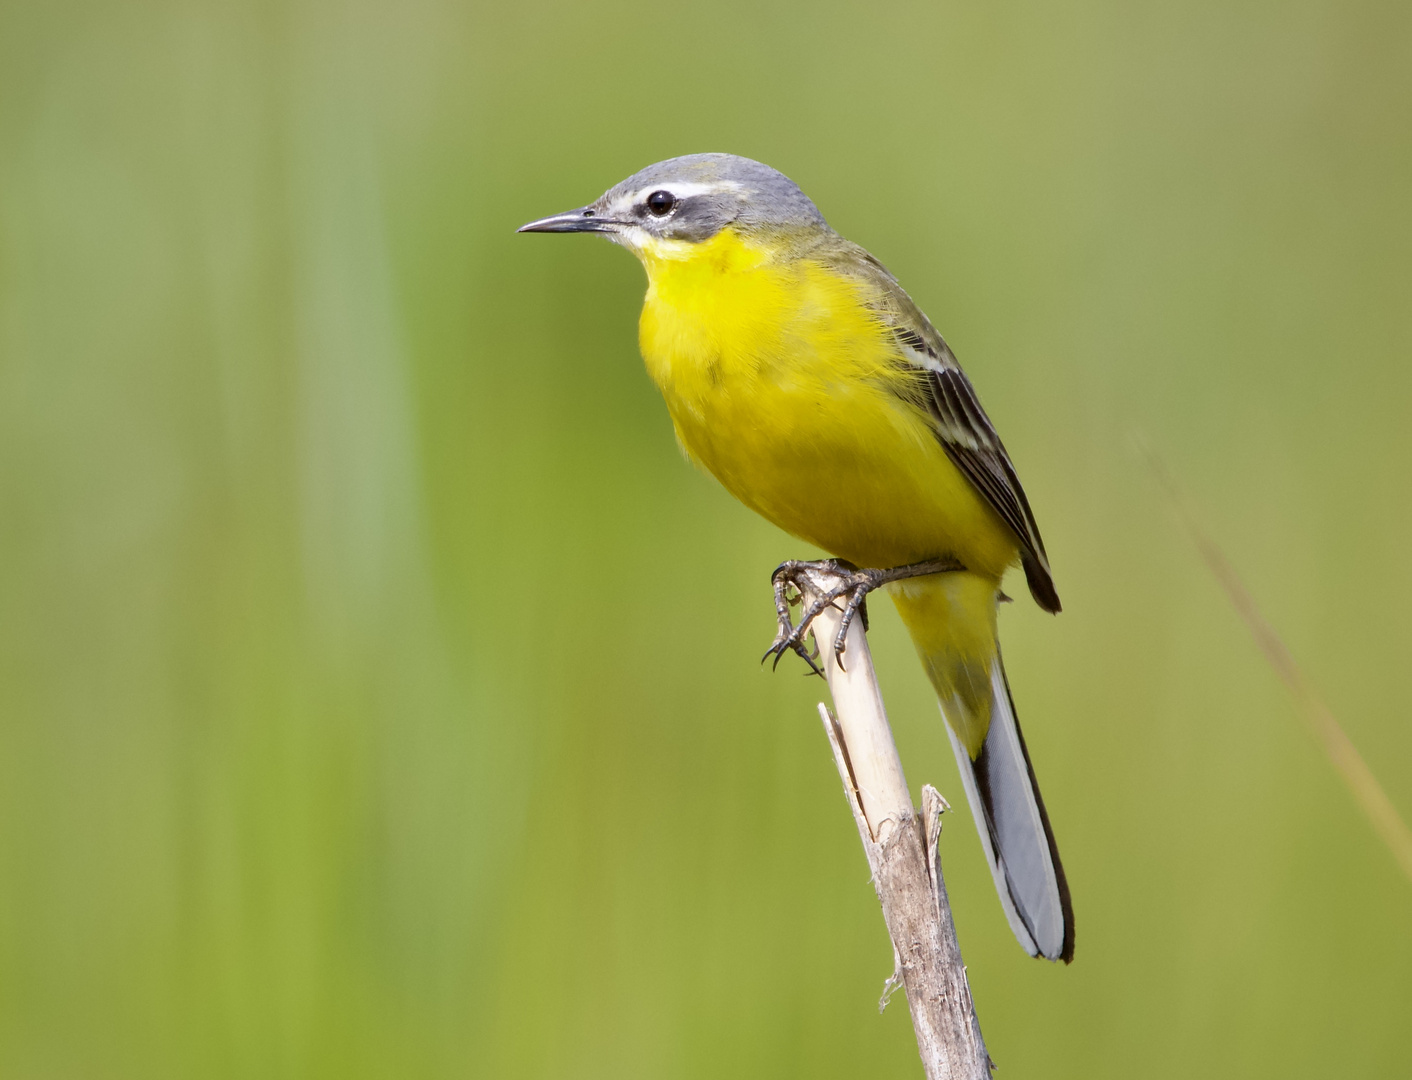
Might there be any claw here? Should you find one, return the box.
[763,556,967,677]
[762,629,824,676]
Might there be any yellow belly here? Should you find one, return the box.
[636,231,1018,578]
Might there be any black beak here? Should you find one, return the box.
[517,206,620,234]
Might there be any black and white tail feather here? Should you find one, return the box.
[943,657,1075,962]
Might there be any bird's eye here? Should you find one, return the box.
[646,190,675,216]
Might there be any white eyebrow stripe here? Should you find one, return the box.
[606,180,745,216]
[645,180,745,199]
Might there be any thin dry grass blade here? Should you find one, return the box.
[1142,440,1412,887]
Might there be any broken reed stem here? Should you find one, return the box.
[796,564,992,1080]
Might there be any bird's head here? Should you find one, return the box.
[518,153,828,262]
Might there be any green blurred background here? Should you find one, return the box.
[2,0,1410,1076]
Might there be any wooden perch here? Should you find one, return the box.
[793,563,992,1080]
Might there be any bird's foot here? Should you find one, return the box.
[762,557,965,673]
[762,559,844,676]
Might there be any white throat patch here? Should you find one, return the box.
[608,226,697,261]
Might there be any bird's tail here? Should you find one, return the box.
[888,571,1074,962]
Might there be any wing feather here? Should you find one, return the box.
[927,365,1060,613]
[823,243,1061,611]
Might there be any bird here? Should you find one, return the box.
[519,153,1074,963]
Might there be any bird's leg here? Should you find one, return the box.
[817,558,967,666]
[763,557,965,673]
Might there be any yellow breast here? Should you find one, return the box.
[634,229,1017,578]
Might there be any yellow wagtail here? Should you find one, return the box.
[520,154,1074,962]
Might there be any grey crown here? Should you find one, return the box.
[596,153,829,243]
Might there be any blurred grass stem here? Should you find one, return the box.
[1144,444,1412,887]
[797,565,992,1080]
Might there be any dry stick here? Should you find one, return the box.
[795,563,992,1080]
[1144,446,1412,887]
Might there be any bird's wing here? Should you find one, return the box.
[829,245,1061,612]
